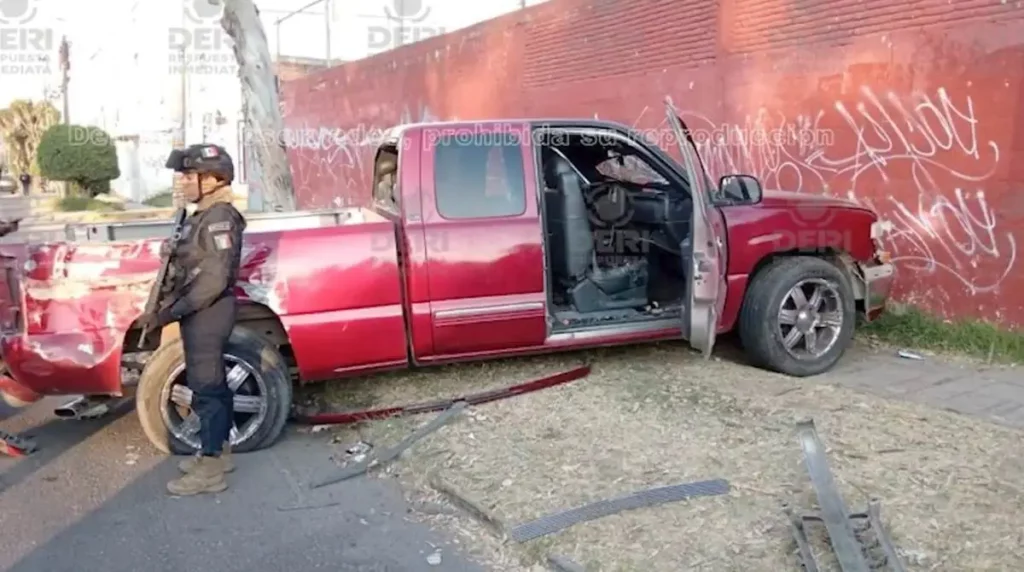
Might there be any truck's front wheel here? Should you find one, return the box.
[738,256,855,377]
[136,326,293,455]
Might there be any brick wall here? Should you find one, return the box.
[280,0,1024,327]
[274,57,330,82]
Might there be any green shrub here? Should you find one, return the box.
[37,124,120,197]
[142,190,174,207]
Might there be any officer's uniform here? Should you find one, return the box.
[166,199,246,456]
[152,143,247,496]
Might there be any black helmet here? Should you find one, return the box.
[165,143,234,183]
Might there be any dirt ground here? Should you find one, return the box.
[302,339,1024,572]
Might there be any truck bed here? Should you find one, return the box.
[64,207,384,242]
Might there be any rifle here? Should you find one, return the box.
[137,207,188,349]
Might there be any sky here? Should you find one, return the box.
[0,0,545,127]
[0,0,544,200]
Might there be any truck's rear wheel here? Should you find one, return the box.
[136,326,293,455]
[738,256,855,377]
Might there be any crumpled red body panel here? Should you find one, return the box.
[0,216,405,397]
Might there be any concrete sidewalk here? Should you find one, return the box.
[824,345,1024,428]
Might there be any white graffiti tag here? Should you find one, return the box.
[285,103,439,208]
[652,86,1013,296]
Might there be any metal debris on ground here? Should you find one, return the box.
[295,365,591,426]
[786,419,906,572]
[547,554,587,572]
[0,428,37,457]
[53,394,130,420]
[508,478,730,543]
[896,350,924,360]
[309,401,469,489]
[428,473,508,538]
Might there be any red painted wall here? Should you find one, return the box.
[280,0,1024,328]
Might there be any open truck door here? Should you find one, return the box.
[664,97,727,358]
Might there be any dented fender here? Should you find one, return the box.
[1,214,403,396]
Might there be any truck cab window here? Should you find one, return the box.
[596,152,668,186]
[435,137,526,219]
[372,147,400,213]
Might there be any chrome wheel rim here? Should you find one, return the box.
[777,278,844,360]
[159,354,269,450]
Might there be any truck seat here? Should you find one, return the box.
[543,155,648,312]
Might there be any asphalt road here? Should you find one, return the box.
[0,399,485,572]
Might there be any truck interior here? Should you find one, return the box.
[535,128,693,331]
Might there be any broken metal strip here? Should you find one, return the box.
[782,503,819,572]
[429,474,508,539]
[547,554,587,572]
[509,478,730,543]
[309,401,468,489]
[296,364,591,425]
[796,419,870,572]
[867,500,906,572]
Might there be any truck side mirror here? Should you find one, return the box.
[719,174,762,204]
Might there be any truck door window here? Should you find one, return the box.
[372,147,400,213]
[434,137,526,219]
[596,152,668,186]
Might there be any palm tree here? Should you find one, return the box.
[0,100,61,193]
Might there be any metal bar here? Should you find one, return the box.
[324,0,330,63]
[547,555,586,572]
[796,419,870,572]
[782,503,819,572]
[509,479,730,543]
[309,401,467,489]
[867,500,906,572]
[297,365,591,425]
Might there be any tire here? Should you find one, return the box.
[136,325,293,455]
[738,256,856,377]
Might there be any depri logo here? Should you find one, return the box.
[0,0,38,26]
[384,0,430,23]
[368,0,444,51]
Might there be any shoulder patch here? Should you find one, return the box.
[208,221,232,233]
[213,232,233,250]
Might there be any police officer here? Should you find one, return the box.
[138,143,247,496]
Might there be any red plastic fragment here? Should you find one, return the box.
[296,364,592,426]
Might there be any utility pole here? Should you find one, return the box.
[172,5,188,208]
[397,0,404,47]
[58,36,69,123]
[324,0,331,62]
[220,0,297,211]
[58,36,70,197]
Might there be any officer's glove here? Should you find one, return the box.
[137,307,176,331]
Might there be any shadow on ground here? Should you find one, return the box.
[1,399,485,572]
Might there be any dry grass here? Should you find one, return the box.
[308,341,1024,572]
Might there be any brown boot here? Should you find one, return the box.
[178,442,234,473]
[166,455,228,496]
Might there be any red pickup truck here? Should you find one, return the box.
[0,110,895,455]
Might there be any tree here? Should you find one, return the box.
[36,124,121,197]
[0,100,60,183]
[218,0,297,211]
